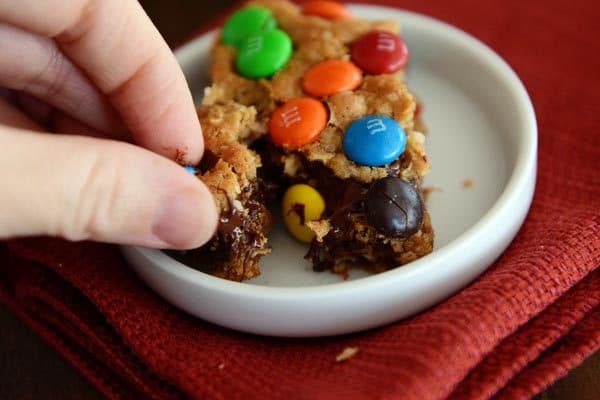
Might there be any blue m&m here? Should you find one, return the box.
[342,115,407,167]
[183,166,198,175]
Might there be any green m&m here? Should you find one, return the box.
[222,7,277,47]
[236,29,292,79]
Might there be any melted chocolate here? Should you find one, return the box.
[293,161,367,235]
[173,135,425,277]
[199,148,220,172]
[218,209,243,236]
[288,203,306,225]
[251,138,288,201]
[168,180,272,276]
[328,181,365,229]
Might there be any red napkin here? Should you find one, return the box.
[1,0,599,399]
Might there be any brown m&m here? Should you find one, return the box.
[366,177,423,238]
[351,31,409,75]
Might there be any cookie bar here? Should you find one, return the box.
[174,0,434,280]
[168,103,272,281]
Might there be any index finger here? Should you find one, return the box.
[0,0,203,164]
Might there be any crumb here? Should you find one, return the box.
[331,263,350,280]
[340,270,349,281]
[462,179,473,189]
[218,363,225,370]
[336,347,359,362]
[306,219,331,242]
[175,148,187,164]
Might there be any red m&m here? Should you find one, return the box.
[351,31,409,75]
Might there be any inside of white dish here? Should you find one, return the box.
[175,25,513,287]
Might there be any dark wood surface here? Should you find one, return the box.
[0,1,597,399]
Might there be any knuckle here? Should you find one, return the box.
[111,62,180,131]
[53,0,95,43]
[141,81,181,129]
[43,47,71,98]
[21,42,73,101]
[59,147,126,241]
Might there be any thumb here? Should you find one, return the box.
[0,127,218,249]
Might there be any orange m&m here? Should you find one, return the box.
[302,1,352,20]
[269,97,328,148]
[302,59,362,97]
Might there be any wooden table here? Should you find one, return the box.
[0,1,597,398]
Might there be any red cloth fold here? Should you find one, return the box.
[1,1,599,399]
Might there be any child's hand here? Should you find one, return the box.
[0,0,218,249]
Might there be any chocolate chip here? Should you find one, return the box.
[366,177,424,238]
[287,202,306,225]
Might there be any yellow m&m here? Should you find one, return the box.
[282,184,326,242]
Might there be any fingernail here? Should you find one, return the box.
[152,187,217,249]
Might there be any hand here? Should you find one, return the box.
[0,0,218,249]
